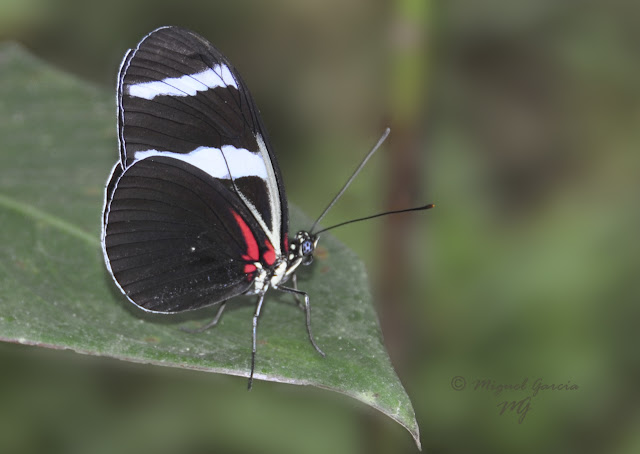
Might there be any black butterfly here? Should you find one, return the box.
[101,26,431,389]
[102,26,323,389]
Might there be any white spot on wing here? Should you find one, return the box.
[128,65,238,100]
[133,146,267,180]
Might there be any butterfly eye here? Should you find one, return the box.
[301,239,314,256]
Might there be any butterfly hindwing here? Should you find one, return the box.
[103,155,276,312]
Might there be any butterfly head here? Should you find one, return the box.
[288,231,319,267]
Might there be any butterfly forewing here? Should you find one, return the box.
[104,26,290,312]
[118,29,253,159]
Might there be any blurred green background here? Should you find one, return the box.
[1,0,639,453]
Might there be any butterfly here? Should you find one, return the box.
[101,25,432,389]
[102,25,329,389]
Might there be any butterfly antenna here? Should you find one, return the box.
[313,203,434,235]
[310,128,390,234]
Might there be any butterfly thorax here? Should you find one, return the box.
[248,231,317,295]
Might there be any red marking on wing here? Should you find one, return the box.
[231,210,259,262]
[244,264,257,274]
[284,236,289,252]
[263,240,276,266]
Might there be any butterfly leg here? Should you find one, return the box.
[291,274,304,310]
[181,301,227,333]
[248,292,267,390]
[276,285,325,357]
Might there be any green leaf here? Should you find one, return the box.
[0,43,420,449]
